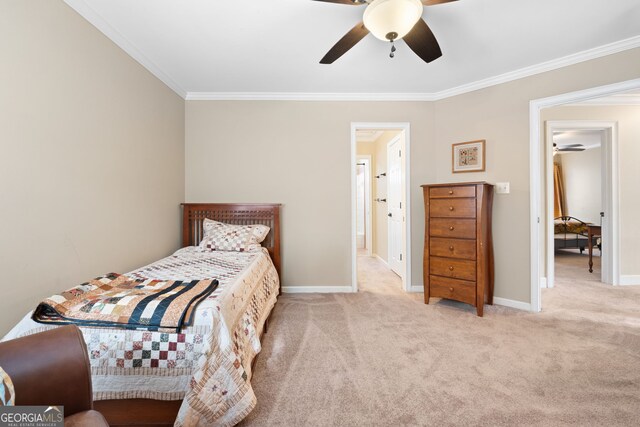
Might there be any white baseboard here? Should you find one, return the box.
[493,297,532,312]
[281,286,354,293]
[619,275,640,286]
[374,254,388,267]
[540,277,548,289]
[409,285,424,293]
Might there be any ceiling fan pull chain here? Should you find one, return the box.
[389,40,396,58]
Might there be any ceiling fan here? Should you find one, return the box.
[314,0,458,64]
[553,143,586,153]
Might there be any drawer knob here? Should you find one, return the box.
[449,226,455,231]
[449,287,454,292]
[448,190,453,195]
[449,206,454,211]
[449,246,454,251]
[449,266,454,271]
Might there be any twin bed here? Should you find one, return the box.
[3,203,281,427]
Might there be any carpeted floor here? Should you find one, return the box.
[240,252,640,426]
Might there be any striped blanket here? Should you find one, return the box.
[32,273,218,332]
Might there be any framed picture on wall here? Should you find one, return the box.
[452,139,485,173]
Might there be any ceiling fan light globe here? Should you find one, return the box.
[363,0,423,41]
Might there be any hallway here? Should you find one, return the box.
[357,253,403,294]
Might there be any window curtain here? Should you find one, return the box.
[553,163,566,218]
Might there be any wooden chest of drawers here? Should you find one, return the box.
[422,182,494,316]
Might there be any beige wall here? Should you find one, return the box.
[0,1,185,334]
[542,105,640,277]
[186,102,436,287]
[186,48,639,303]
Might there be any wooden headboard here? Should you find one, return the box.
[181,203,281,277]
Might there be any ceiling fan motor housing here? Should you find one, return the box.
[363,0,424,41]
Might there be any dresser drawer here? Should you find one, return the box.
[430,257,476,281]
[430,198,476,218]
[430,186,476,199]
[430,238,476,260]
[430,275,476,305]
[430,218,476,239]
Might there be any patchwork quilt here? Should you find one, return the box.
[32,273,218,332]
[3,247,280,427]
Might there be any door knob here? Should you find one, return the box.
[388,213,392,217]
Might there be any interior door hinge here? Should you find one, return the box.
[399,150,401,157]
[399,202,402,209]
[399,253,402,261]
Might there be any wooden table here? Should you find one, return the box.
[587,224,601,273]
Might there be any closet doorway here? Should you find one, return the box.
[351,122,412,293]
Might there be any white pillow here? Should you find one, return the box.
[199,218,270,252]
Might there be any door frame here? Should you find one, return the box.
[386,133,405,278]
[351,122,412,293]
[356,155,373,256]
[529,78,640,312]
[545,121,617,290]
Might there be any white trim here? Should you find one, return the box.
[64,0,187,98]
[619,275,640,286]
[529,99,542,312]
[540,277,548,289]
[409,285,424,293]
[433,36,640,101]
[529,79,640,312]
[184,36,640,101]
[282,286,353,293]
[186,92,437,101]
[374,254,389,268]
[351,123,412,294]
[493,297,532,312]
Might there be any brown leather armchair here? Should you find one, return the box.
[0,325,108,426]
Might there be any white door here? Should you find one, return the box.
[387,135,404,277]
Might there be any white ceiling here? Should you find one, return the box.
[65,0,640,98]
[355,130,384,142]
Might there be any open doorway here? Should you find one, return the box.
[547,125,607,289]
[351,123,411,293]
[529,79,640,312]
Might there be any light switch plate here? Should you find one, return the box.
[496,182,510,194]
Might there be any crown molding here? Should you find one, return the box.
[185,92,436,101]
[430,35,640,101]
[186,35,640,101]
[64,0,187,99]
